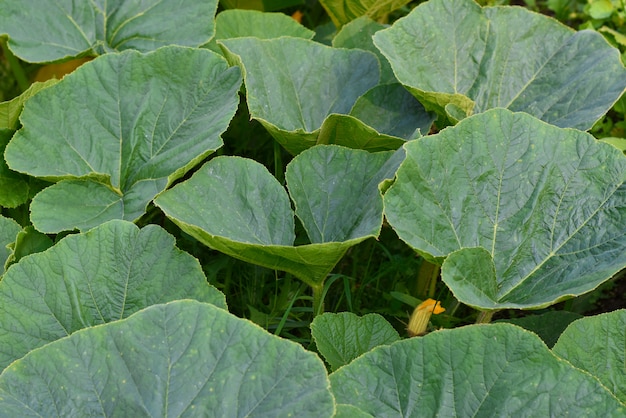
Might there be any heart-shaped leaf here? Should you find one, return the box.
[553,309,626,402]
[5,46,241,233]
[330,323,626,416]
[311,312,400,371]
[155,146,402,289]
[0,220,226,371]
[219,37,382,154]
[383,108,626,310]
[0,0,219,62]
[0,300,334,417]
[373,0,626,129]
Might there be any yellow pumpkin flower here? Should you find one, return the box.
[407,298,445,337]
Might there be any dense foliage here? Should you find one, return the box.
[0,0,625,415]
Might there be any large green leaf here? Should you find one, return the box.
[383,109,626,310]
[286,145,400,242]
[0,0,219,63]
[373,0,626,129]
[320,0,412,28]
[330,323,626,416]
[0,215,20,275]
[155,146,401,288]
[332,16,395,84]
[5,46,241,233]
[311,312,400,371]
[553,309,626,402]
[0,220,226,371]
[219,37,382,154]
[0,300,334,417]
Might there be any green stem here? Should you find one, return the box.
[273,140,284,183]
[475,310,495,324]
[1,39,29,92]
[416,260,441,298]
[312,284,324,317]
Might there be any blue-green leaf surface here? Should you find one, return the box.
[286,145,400,243]
[0,220,226,371]
[155,146,400,287]
[553,309,626,402]
[373,0,626,129]
[0,0,219,62]
[5,46,241,233]
[219,36,381,154]
[384,109,626,309]
[332,16,395,84]
[330,323,625,416]
[311,312,400,371]
[0,300,334,417]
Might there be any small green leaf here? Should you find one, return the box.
[0,215,20,275]
[0,79,57,130]
[588,0,615,19]
[330,323,626,416]
[601,137,626,153]
[373,0,626,129]
[384,109,626,309]
[5,46,241,233]
[0,220,226,370]
[0,130,27,208]
[0,0,219,62]
[311,312,400,371]
[0,300,334,417]
[3,225,53,269]
[552,310,626,402]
